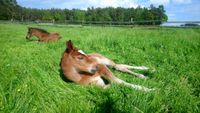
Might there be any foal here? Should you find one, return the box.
[26,27,61,42]
[60,40,153,91]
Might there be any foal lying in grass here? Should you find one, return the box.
[60,40,153,91]
[26,27,61,42]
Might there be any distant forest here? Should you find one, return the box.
[0,0,168,25]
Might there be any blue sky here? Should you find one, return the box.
[17,0,200,21]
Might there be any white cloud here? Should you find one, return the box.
[87,0,139,8]
[149,0,170,5]
[172,0,191,4]
[149,0,192,6]
[17,0,140,9]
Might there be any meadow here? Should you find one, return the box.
[0,23,199,113]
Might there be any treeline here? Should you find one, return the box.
[0,0,168,25]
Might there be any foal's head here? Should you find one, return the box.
[26,27,33,39]
[65,40,98,74]
[26,27,49,40]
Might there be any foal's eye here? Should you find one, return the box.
[78,56,84,60]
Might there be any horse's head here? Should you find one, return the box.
[65,40,98,74]
[26,27,32,40]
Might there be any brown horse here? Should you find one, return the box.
[26,27,61,42]
[60,40,154,91]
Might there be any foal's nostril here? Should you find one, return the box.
[95,66,99,71]
[91,66,98,74]
[91,68,97,74]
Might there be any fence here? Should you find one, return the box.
[1,20,200,27]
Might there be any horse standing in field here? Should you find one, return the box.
[60,40,154,91]
[26,27,61,42]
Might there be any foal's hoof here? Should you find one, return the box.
[142,87,156,92]
[138,74,148,79]
[145,88,155,92]
[140,66,149,70]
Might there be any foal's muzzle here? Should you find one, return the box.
[26,35,30,39]
[90,66,99,74]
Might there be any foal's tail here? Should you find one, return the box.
[57,33,62,39]
[52,32,62,39]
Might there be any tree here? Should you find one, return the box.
[50,8,65,21]
[0,0,20,20]
[0,1,168,25]
[85,7,97,22]
[72,9,85,21]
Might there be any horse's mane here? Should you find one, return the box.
[29,27,50,34]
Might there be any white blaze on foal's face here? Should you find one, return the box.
[78,50,86,55]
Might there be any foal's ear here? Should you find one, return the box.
[66,40,74,52]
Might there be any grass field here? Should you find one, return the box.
[0,23,199,113]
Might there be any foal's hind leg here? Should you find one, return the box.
[89,53,149,79]
[97,64,153,91]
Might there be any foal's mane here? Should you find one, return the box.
[29,27,50,34]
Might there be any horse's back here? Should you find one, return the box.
[50,32,61,40]
[88,53,115,67]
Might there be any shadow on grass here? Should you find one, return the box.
[59,68,73,83]
[143,70,154,78]
[88,89,126,113]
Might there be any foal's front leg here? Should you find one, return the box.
[78,74,107,88]
[116,64,149,70]
[114,64,148,79]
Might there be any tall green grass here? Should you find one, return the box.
[0,23,199,113]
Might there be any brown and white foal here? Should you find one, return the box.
[60,40,153,91]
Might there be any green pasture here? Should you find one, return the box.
[0,23,199,113]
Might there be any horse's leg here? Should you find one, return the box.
[115,64,149,70]
[78,75,107,88]
[89,53,148,79]
[38,39,46,43]
[37,36,42,42]
[97,64,153,91]
[38,38,47,42]
[114,64,147,79]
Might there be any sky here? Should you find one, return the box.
[16,0,200,21]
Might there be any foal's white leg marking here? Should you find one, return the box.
[116,64,149,70]
[124,69,147,79]
[111,76,153,91]
[114,64,147,79]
